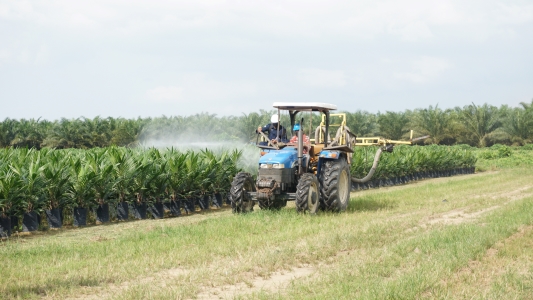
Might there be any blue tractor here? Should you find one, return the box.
[230,102,357,214]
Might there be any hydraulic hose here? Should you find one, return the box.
[351,147,384,183]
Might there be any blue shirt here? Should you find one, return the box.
[257,123,288,142]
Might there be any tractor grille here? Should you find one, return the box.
[258,168,295,185]
[257,178,276,188]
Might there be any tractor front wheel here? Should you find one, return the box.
[320,158,351,212]
[295,173,321,214]
[230,172,255,213]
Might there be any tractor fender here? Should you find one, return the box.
[318,150,341,160]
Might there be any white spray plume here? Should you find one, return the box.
[138,131,260,177]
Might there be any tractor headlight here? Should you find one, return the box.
[272,163,285,169]
[260,164,268,169]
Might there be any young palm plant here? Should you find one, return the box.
[66,154,96,226]
[0,165,22,235]
[40,150,69,228]
[86,149,115,223]
[10,149,45,231]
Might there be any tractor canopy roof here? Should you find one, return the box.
[272,102,337,112]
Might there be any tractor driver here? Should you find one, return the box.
[289,123,310,154]
[256,114,288,145]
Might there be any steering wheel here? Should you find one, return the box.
[258,131,279,149]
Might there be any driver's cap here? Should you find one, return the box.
[271,114,279,123]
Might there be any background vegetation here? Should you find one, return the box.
[2,100,532,149]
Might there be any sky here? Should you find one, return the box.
[1,0,532,120]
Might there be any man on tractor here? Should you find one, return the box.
[256,114,288,145]
[289,123,310,154]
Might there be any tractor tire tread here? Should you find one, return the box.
[230,172,255,213]
[320,158,350,212]
[296,173,321,213]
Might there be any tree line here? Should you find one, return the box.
[1,101,532,149]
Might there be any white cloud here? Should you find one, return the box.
[1,0,532,119]
[388,21,433,41]
[394,56,452,84]
[146,74,258,107]
[496,3,533,24]
[146,86,184,104]
[298,68,346,88]
[2,0,531,39]
[0,43,49,66]
[0,49,11,65]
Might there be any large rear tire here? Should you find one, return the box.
[320,158,351,212]
[230,172,255,213]
[296,173,321,214]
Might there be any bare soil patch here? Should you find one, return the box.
[64,266,190,300]
[424,185,533,226]
[195,266,315,299]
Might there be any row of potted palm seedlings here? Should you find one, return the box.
[351,145,477,190]
[0,147,241,237]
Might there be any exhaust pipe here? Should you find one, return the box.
[298,123,303,175]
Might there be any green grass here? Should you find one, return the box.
[476,146,533,171]
[2,156,533,299]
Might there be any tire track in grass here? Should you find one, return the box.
[437,225,533,299]
[42,210,232,300]
[423,185,533,226]
[196,266,315,299]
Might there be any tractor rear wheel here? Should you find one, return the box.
[320,158,351,212]
[295,173,321,214]
[230,172,255,213]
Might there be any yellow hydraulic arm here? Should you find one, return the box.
[355,130,430,147]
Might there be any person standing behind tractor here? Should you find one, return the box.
[289,123,310,154]
[256,114,288,145]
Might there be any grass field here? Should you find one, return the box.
[2,153,533,299]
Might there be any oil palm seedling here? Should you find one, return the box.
[108,147,136,217]
[165,148,188,212]
[66,155,96,226]
[0,166,21,235]
[143,148,168,218]
[10,149,46,231]
[40,149,69,228]
[86,148,115,222]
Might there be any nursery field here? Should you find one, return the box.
[2,147,533,299]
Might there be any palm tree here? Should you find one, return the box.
[456,103,501,147]
[41,118,82,149]
[377,111,410,139]
[344,111,378,137]
[10,118,48,149]
[499,106,531,144]
[0,118,18,148]
[238,112,266,142]
[409,105,453,144]
[110,118,145,147]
